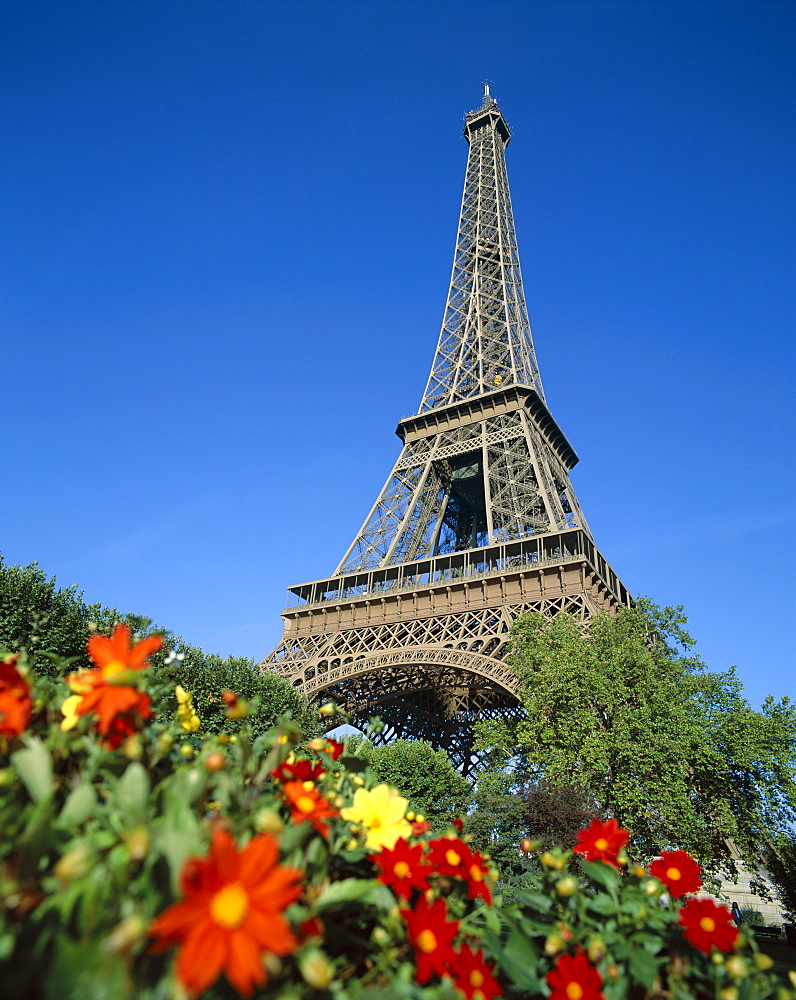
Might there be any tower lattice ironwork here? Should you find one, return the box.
[262,86,631,772]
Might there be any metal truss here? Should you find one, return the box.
[261,87,630,771]
[420,86,544,411]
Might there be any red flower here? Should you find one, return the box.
[649,850,702,897]
[426,837,493,904]
[0,654,32,737]
[546,951,606,1000]
[149,830,302,997]
[451,945,503,999]
[402,895,460,984]
[281,780,338,837]
[573,818,628,869]
[427,836,474,878]
[411,818,432,837]
[372,837,432,901]
[271,758,325,784]
[321,738,344,761]
[452,817,465,833]
[678,897,739,954]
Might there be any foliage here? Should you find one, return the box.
[349,738,472,831]
[466,764,535,893]
[0,639,791,1000]
[520,777,603,852]
[0,555,317,739]
[474,600,796,887]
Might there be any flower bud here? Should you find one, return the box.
[643,879,660,896]
[544,934,563,956]
[180,744,193,758]
[125,826,150,861]
[121,734,143,760]
[541,851,566,870]
[712,952,725,965]
[520,839,538,853]
[254,809,284,834]
[319,702,336,717]
[720,989,739,1000]
[587,937,607,962]
[54,845,92,882]
[205,752,226,772]
[299,948,334,990]
[371,926,389,946]
[218,733,229,745]
[103,914,146,956]
[556,877,579,897]
[755,953,774,971]
[726,957,747,979]
[158,732,173,753]
[633,865,646,878]
[306,738,326,752]
[788,971,796,989]
[606,965,621,980]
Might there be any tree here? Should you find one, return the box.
[0,555,319,739]
[474,600,796,886]
[350,738,472,830]
[519,777,602,851]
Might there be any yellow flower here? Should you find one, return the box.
[340,783,411,849]
[175,686,200,732]
[60,693,84,732]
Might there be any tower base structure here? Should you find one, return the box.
[264,525,629,772]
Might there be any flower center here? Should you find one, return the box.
[417,929,437,953]
[445,849,461,867]
[210,883,249,930]
[470,970,485,988]
[469,864,484,882]
[700,917,716,933]
[594,838,609,851]
[566,983,584,1000]
[296,795,316,814]
[370,815,382,828]
[666,867,682,881]
[103,659,127,678]
[394,861,410,878]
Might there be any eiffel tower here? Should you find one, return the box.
[262,85,631,772]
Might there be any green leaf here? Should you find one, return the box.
[511,888,554,913]
[45,932,129,1000]
[496,929,542,990]
[338,754,369,772]
[315,877,393,910]
[112,762,149,824]
[11,736,54,803]
[629,947,659,989]
[587,893,617,915]
[59,784,98,827]
[580,859,621,891]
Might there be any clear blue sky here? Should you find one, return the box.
[3,1,793,709]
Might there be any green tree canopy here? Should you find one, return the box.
[0,555,318,739]
[474,600,796,895]
[349,737,472,831]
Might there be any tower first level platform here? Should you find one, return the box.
[265,525,629,772]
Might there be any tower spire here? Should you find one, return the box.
[419,86,544,411]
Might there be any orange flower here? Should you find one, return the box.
[573,817,628,870]
[649,850,702,897]
[61,624,162,746]
[149,830,303,997]
[0,654,32,737]
[678,897,739,954]
[281,780,339,837]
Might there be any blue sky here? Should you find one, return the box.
[3,0,793,709]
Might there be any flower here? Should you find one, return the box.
[149,830,302,997]
[340,783,412,850]
[401,895,460,984]
[649,850,702,897]
[573,817,628,869]
[371,837,432,901]
[546,951,606,1000]
[61,623,162,746]
[426,837,493,904]
[451,945,503,1000]
[678,897,739,954]
[0,654,32,737]
[271,757,325,784]
[175,685,200,733]
[281,780,338,837]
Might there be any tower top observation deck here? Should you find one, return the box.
[464,82,511,146]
